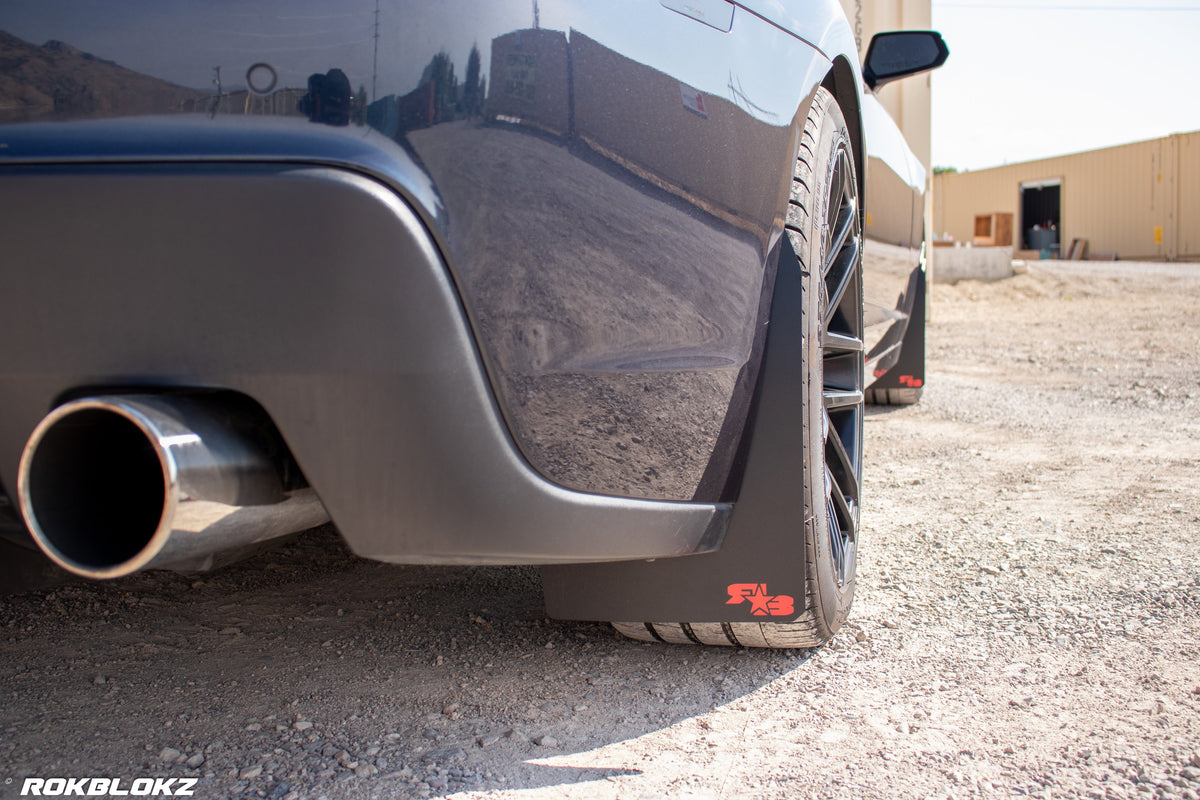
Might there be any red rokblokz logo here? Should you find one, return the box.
[20,777,197,796]
[726,583,795,617]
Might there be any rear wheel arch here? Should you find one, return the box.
[822,57,865,219]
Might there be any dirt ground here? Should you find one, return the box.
[1,260,1198,800]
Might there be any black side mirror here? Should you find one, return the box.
[863,31,949,91]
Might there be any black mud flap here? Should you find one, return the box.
[542,240,811,623]
[865,263,926,397]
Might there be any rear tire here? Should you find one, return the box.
[866,386,922,405]
[612,87,864,648]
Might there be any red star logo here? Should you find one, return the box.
[747,584,773,616]
[726,583,796,617]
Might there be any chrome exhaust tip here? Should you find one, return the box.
[18,394,329,579]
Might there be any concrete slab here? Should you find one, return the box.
[932,246,1013,284]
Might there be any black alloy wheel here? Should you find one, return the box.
[819,138,864,594]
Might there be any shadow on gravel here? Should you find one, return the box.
[864,403,913,419]
[0,526,818,799]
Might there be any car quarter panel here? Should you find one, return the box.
[0,1,846,512]
[733,0,860,60]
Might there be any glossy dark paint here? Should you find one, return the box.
[0,3,926,544]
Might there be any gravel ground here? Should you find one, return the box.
[1,260,1198,800]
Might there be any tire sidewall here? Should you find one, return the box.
[800,88,859,635]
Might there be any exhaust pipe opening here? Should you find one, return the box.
[18,394,330,579]
[24,407,167,571]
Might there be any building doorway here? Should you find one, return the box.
[1020,178,1061,254]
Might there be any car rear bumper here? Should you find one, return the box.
[0,154,729,565]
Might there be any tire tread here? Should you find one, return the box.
[865,386,922,405]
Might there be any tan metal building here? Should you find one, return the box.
[839,0,933,177]
[934,131,1200,261]
[839,0,935,279]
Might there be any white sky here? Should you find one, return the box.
[930,0,1200,171]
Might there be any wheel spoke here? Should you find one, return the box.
[826,474,857,537]
[824,195,856,279]
[823,235,860,330]
[824,465,857,582]
[822,389,863,410]
[824,413,859,503]
[822,330,864,353]
[826,493,845,568]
